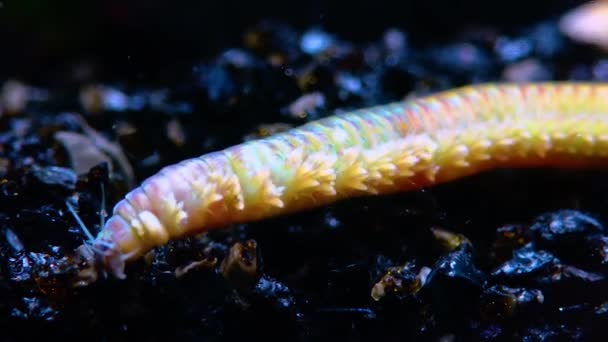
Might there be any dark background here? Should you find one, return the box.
[0,0,584,83]
[2,1,608,341]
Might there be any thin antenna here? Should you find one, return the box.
[100,183,106,229]
[66,198,95,242]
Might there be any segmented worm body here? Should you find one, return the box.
[93,82,608,278]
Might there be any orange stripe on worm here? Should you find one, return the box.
[89,82,608,278]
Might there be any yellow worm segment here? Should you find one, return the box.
[94,82,608,278]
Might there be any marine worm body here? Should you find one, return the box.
[93,82,608,278]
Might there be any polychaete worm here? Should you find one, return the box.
[89,82,608,278]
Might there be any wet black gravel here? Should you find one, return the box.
[2,1,608,341]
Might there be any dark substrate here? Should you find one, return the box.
[1,1,608,341]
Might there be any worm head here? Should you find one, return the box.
[90,215,148,279]
[66,197,128,280]
[92,238,127,280]
[73,216,136,280]
[74,236,127,281]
